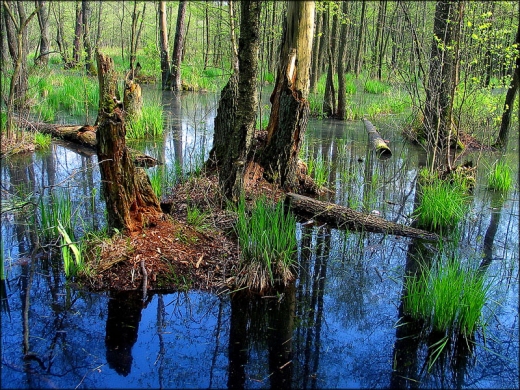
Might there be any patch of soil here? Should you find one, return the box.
[81,214,239,292]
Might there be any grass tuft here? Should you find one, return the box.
[488,160,513,192]
[233,196,297,293]
[414,178,469,232]
[34,132,52,150]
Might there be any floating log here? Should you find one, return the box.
[14,117,160,168]
[363,118,392,159]
[285,192,439,241]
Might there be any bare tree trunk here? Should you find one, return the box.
[72,1,82,67]
[309,6,322,94]
[96,52,162,234]
[52,1,71,67]
[209,1,261,202]
[82,0,96,75]
[95,1,102,47]
[336,1,350,120]
[354,0,366,76]
[169,0,187,91]
[158,1,171,90]
[34,0,49,66]
[3,1,40,137]
[263,1,315,191]
[129,1,146,71]
[494,21,519,149]
[423,0,464,171]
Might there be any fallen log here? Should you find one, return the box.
[363,118,392,159]
[285,192,439,241]
[14,117,160,168]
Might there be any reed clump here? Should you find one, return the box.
[233,196,297,294]
[488,160,513,192]
[414,173,470,233]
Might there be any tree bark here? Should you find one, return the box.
[354,0,366,76]
[158,1,171,90]
[423,0,464,171]
[285,193,439,241]
[336,1,350,120]
[72,1,82,67]
[363,119,392,159]
[323,3,339,117]
[96,52,162,234]
[263,1,315,191]
[169,0,187,91]
[494,21,519,149]
[34,0,49,66]
[209,1,261,202]
[82,0,96,75]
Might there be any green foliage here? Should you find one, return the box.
[39,190,74,241]
[126,102,164,139]
[404,255,492,337]
[307,148,329,187]
[186,205,211,232]
[364,79,389,94]
[234,196,297,293]
[488,160,513,192]
[414,178,470,232]
[34,132,52,150]
[58,221,84,278]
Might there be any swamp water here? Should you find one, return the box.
[1,89,518,389]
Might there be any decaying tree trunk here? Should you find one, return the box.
[285,193,439,241]
[123,75,143,121]
[262,1,315,191]
[96,51,162,234]
[363,119,392,159]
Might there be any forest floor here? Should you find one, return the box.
[78,168,287,294]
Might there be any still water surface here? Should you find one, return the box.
[1,89,518,388]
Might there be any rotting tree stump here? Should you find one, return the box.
[363,119,392,159]
[285,192,439,241]
[96,51,162,234]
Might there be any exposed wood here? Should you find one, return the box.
[96,51,162,234]
[363,119,392,159]
[285,192,439,241]
[14,117,160,167]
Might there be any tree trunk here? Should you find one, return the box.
[209,1,261,202]
[35,0,49,66]
[309,5,322,94]
[354,0,366,76]
[82,0,96,75]
[52,1,71,68]
[336,1,350,120]
[423,0,464,171]
[123,75,143,121]
[263,1,315,191]
[363,119,392,159]
[494,21,519,149]
[72,1,82,67]
[96,52,162,234]
[158,1,171,90]
[323,3,339,117]
[169,0,187,91]
[285,193,439,241]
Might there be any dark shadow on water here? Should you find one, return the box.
[105,290,146,376]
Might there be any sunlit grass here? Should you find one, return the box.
[34,132,52,150]
[39,190,74,241]
[414,178,470,233]
[126,101,164,139]
[364,79,389,94]
[488,160,513,192]
[233,196,297,293]
[404,256,492,337]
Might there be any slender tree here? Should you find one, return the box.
[2,1,41,137]
[82,0,96,75]
[169,0,187,91]
[34,0,49,66]
[336,1,351,120]
[72,0,82,67]
[494,20,520,149]
[158,1,171,90]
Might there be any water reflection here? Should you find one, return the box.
[1,90,518,388]
[105,290,146,376]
